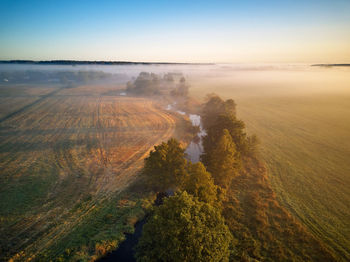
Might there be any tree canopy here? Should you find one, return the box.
[183,162,219,206]
[126,72,161,95]
[170,76,189,97]
[202,129,239,188]
[201,94,258,159]
[201,94,236,130]
[143,138,187,192]
[135,192,233,262]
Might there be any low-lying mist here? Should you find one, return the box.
[1,63,349,98]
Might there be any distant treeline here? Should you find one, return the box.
[0,60,213,66]
[0,70,115,85]
[312,64,350,67]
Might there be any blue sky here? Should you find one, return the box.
[1,0,349,62]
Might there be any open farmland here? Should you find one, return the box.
[0,83,179,260]
[190,67,350,260]
[236,95,350,260]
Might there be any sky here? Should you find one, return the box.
[0,0,349,63]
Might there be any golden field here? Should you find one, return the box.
[0,83,179,260]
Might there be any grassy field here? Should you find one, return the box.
[190,68,350,260]
[0,83,180,261]
[237,95,350,260]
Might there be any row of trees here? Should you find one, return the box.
[134,94,259,261]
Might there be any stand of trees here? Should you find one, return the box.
[135,94,258,261]
[126,72,161,95]
[143,138,221,206]
[133,94,335,262]
[126,72,189,97]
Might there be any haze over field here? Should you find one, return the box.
[1,0,350,261]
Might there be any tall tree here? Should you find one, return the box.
[143,138,187,192]
[135,192,233,262]
[201,94,236,130]
[202,113,248,157]
[182,162,219,206]
[202,129,239,188]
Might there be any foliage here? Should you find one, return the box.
[201,94,236,130]
[143,137,221,206]
[182,162,219,206]
[201,129,239,188]
[135,191,233,262]
[126,72,161,95]
[126,72,190,97]
[170,76,189,97]
[201,94,258,158]
[199,94,337,261]
[143,138,188,192]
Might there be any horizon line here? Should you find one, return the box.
[0,60,215,66]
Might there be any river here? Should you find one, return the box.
[166,103,205,162]
[184,114,206,163]
[98,107,205,261]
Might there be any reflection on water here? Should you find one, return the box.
[185,114,206,163]
[166,104,206,163]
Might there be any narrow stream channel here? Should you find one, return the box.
[184,113,206,163]
[98,106,204,261]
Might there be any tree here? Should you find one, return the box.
[182,162,219,206]
[143,138,187,192]
[203,113,248,156]
[126,72,161,95]
[201,94,236,130]
[202,129,239,188]
[135,192,233,262]
[171,77,189,97]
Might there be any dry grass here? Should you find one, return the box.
[0,84,178,261]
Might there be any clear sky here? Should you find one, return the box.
[1,0,349,63]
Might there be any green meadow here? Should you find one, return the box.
[190,67,350,260]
